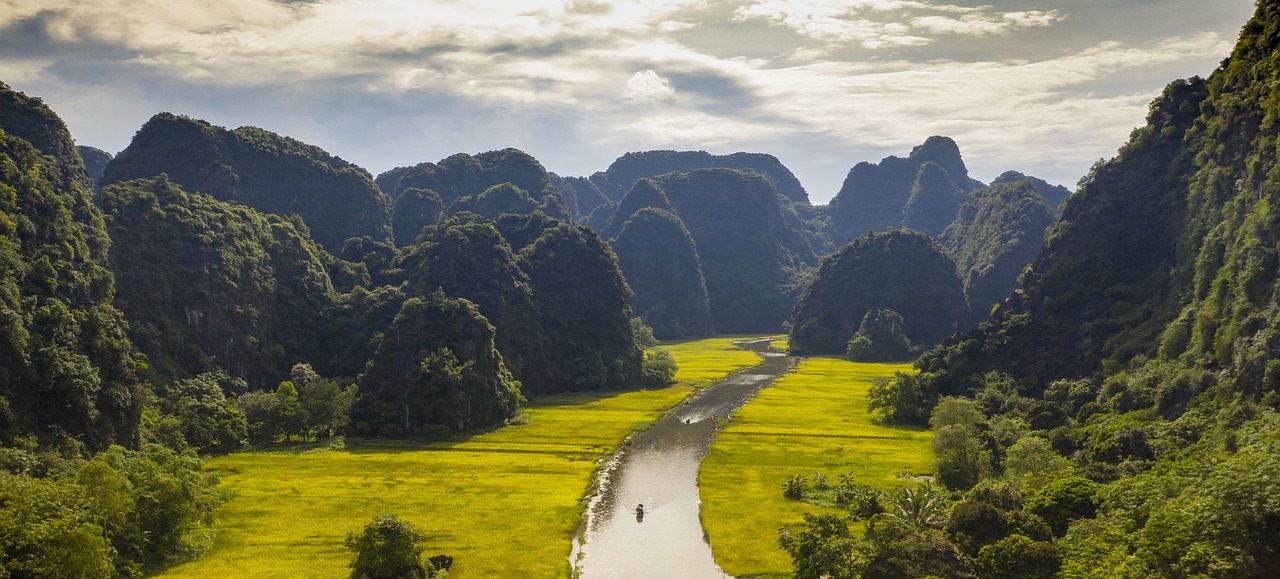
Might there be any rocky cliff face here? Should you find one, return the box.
[606,168,816,334]
[828,136,982,245]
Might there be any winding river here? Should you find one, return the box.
[570,338,793,579]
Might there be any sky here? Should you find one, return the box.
[0,0,1259,204]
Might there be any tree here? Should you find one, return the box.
[974,534,1060,579]
[157,372,248,454]
[930,396,986,430]
[890,483,948,530]
[846,309,915,362]
[861,515,973,579]
[1003,437,1072,485]
[933,425,990,491]
[868,372,939,425]
[346,514,436,579]
[273,382,305,441]
[299,378,357,439]
[1025,476,1100,537]
[778,513,861,579]
[236,391,281,445]
[640,348,678,389]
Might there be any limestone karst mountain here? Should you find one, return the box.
[102,113,392,252]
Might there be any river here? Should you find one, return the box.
[570,338,793,579]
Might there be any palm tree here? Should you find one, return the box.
[891,483,946,529]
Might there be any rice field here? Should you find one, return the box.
[698,356,935,577]
[154,337,763,579]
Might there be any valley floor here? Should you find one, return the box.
[151,337,760,579]
[699,355,935,577]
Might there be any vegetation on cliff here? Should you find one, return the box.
[101,113,392,252]
[789,229,969,356]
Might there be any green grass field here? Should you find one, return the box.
[698,356,935,577]
[155,337,763,579]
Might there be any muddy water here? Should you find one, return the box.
[570,339,792,579]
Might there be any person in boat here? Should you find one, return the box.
[635,503,645,517]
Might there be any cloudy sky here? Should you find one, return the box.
[0,0,1257,203]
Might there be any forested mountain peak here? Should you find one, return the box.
[827,135,982,245]
[76,145,113,191]
[859,6,1280,574]
[611,207,711,339]
[0,81,87,184]
[991,170,1071,216]
[902,160,965,235]
[605,167,815,334]
[0,99,139,449]
[101,175,340,389]
[939,177,1056,324]
[373,147,568,226]
[601,149,810,203]
[601,177,674,240]
[101,113,392,252]
[789,229,969,355]
[923,78,1207,390]
[910,135,978,190]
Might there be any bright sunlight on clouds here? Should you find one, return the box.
[624,70,678,104]
[0,0,1257,201]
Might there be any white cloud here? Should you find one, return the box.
[735,0,1063,47]
[911,10,1062,36]
[623,69,676,104]
[0,0,1254,201]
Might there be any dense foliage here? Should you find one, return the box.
[991,171,1071,217]
[351,292,521,436]
[610,208,712,339]
[0,85,227,577]
[940,179,1056,324]
[780,4,1280,578]
[607,168,816,333]
[376,148,572,228]
[789,229,969,355]
[101,113,392,252]
[518,224,646,391]
[449,182,540,221]
[0,443,224,578]
[601,149,811,203]
[100,176,340,389]
[549,172,612,220]
[76,145,112,192]
[395,215,555,395]
[846,309,916,362]
[390,187,445,246]
[0,80,87,184]
[827,136,983,245]
[0,122,138,450]
[346,514,446,579]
